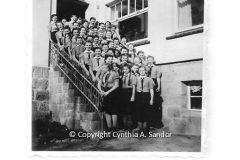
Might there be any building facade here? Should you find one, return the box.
[33,0,204,136]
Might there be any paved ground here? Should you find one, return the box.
[32,131,201,152]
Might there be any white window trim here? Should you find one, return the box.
[173,0,204,34]
[187,86,202,111]
[109,0,148,23]
[111,7,148,23]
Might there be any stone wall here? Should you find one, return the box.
[32,66,50,120]
[160,61,202,136]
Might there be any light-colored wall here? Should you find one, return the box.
[100,0,204,64]
[32,0,52,67]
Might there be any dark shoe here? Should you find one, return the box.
[105,128,112,132]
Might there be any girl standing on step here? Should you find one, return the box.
[97,63,120,133]
[134,65,154,137]
[120,64,136,132]
[48,14,58,44]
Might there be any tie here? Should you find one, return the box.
[123,75,127,87]
[148,66,153,77]
[97,58,100,66]
[88,52,91,59]
[141,78,144,92]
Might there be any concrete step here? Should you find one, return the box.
[67,96,85,104]
[80,120,101,132]
[53,71,60,78]
[65,103,88,112]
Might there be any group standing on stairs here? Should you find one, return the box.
[48,14,163,137]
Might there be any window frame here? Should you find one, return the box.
[187,84,202,111]
[173,0,204,34]
[109,0,148,22]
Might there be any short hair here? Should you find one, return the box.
[121,37,127,40]
[102,43,108,47]
[71,15,77,18]
[99,23,104,26]
[90,17,96,21]
[113,62,120,69]
[121,47,128,52]
[77,17,82,20]
[50,14,57,20]
[121,54,128,58]
[107,48,115,53]
[111,25,116,29]
[64,26,71,30]
[80,27,86,31]
[104,54,113,61]
[106,30,112,34]
[86,35,93,39]
[105,21,111,26]
[147,55,155,60]
[122,63,131,70]
[93,27,98,30]
[72,28,79,33]
[93,35,99,39]
[94,47,102,52]
[107,41,114,45]
[113,37,119,41]
[76,36,83,40]
[85,41,92,45]
[137,50,144,55]
[138,65,147,71]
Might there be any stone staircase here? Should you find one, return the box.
[49,68,103,133]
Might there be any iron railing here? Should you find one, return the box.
[50,42,104,131]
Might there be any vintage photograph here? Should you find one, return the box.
[32,0,204,152]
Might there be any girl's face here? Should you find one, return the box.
[93,37,99,44]
[100,24,105,30]
[83,22,88,27]
[73,23,79,28]
[139,53,144,59]
[106,22,111,28]
[91,19,96,24]
[62,19,66,24]
[129,45,134,51]
[121,49,128,55]
[106,32,112,39]
[114,40,119,45]
[77,19,82,24]
[87,37,93,42]
[105,57,113,64]
[132,66,138,73]
[121,38,126,44]
[93,28,98,34]
[123,67,130,74]
[111,27,116,32]
[99,32,104,38]
[64,28,70,35]
[57,23,63,29]
[52,16,58,22]
[147,57,154,65]
[108,42,114,48]
[134,57,141,65]
[80,28,86,34]
[102,45,108,52]
[139,68,146,76]
[76,38,83,44]
[107,50,114,56]
[73,30,79,37]
[88,30,94,35]
[121,56,128,62]
[95,49,101,55]
[113,64,119,72]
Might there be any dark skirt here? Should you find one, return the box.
[51,31,58,44]
[120,88,134,115]
[134,92,152,123]
[101,87,120,115]
[148,78,164,128]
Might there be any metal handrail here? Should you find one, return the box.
[50,42,104,131]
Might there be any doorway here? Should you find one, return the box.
[57,0,89,21]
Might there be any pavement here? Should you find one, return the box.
[32,129,201,152]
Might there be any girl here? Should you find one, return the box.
[62,26,72,59]
[55,22,64,49]
[134,66,155,137]
[121,64,136,132]
[89,47,104,82]
[146,55,164,129]
[131,64,140,77]
[95,54,113,82]
[48,14,58,43]
[97,62,120,133]
[105,21,111,31]
[136,50,147,66]
[128,43,136,62]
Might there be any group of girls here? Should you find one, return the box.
[48,14,163,136]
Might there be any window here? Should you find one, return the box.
[187,82,202,110]
[107,0,148,42]
[177,0,204,30]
